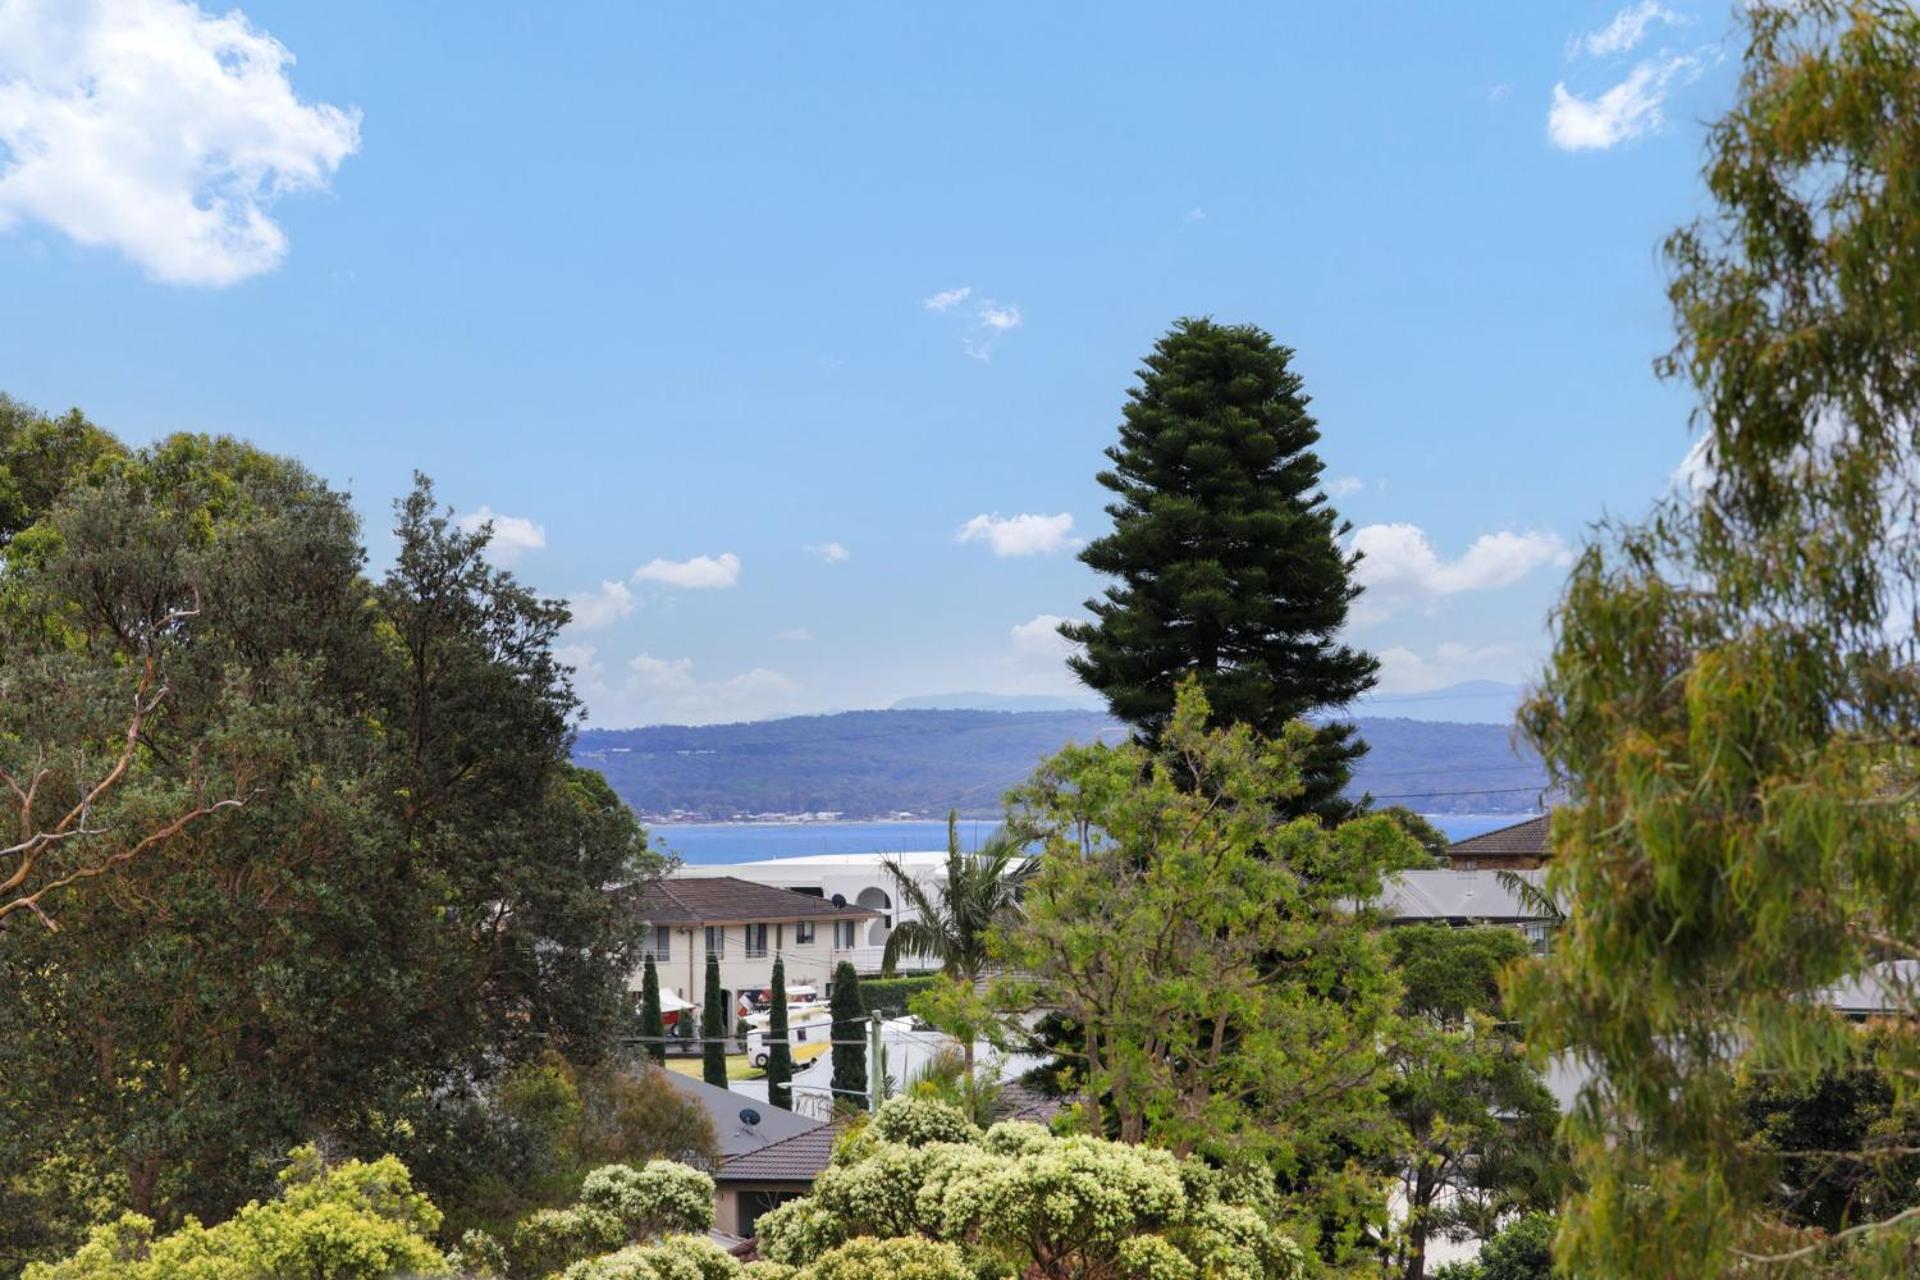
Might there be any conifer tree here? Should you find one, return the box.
[639,955,666,1065]
[767,954,794,1111]
[701,952,728,1090]
[1064,317,1377,820]
[829,961,867,1111]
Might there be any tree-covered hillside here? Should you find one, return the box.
[573,710,1546,819]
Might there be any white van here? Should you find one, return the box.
[744,1004,834,1069]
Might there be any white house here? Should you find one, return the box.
[672,851,951,975]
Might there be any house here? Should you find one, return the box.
[1377,868,1558,952]
[712,1121,844,1238]
[1445,813,1551,870]
[672,851,951,974]
[659,1070,825,1161]
[634,876,880,1012]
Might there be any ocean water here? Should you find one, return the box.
[651,813,1532,865]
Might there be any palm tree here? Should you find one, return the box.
[880,811,1034,983]
[881,811,1034,1082]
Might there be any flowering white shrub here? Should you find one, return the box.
[559,1234,737,1280]
[867,1096,980,1148]
[799,1236,970,1280]
[579,1161,716,1238]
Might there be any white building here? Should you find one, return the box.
[672,851,951,976]
[632,875,880,1009]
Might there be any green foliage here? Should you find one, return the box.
[503,1162,714,1278]
[798,1237,970,1280]
[995,679,1420,1240]
[1062,317,1379,821]
[1381,929,1562,1279]
[767,955,794,1111]
[753,1096,1304,1280]
[1374,806,1450,866]
[0,428,661,1269]
[829,963,868,1112]
[21,1147,449,1280]
[858,976,937,1020]
[0,395,122,547]
[881,811,1034,983]
[1428,1212,1555,1280]
[641,957,667,1066]
[1510,2,1920,1274]
[702,954,729,1090]
[1737,1053,1920,1238]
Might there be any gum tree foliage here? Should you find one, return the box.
[1379,927,1562,1280]
[1510,3,1920,1274]
[753,1095,1307,1280]
[994,681,1421,1246]
[1062,318,1379,821]
[22,1146,450,1280]
[0,425,659,1268]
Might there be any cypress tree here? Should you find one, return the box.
[1063,317,1379,821]
[766,954,793,1110]
[701,951,728,1089]
[829,961,867,1112]
[639,954,666,1064]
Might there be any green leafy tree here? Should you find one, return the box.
[0,395,121,547]
[1430,1212,1555,1280]
[829,962,868,1112]
[1062,318,1379,821]
[1510,4,1920,1274]
[995,679,1421,1255]
[1376,806,1450,866]
[639,955,666,1065]
[702,953,728,1089]
[767,954,794,1111]
[1381,928,1563,1280]
[0,431,660,1268]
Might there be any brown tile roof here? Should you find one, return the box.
[716,1119,846,1184]
[1447,814,1551,860]
[638,876,881,927]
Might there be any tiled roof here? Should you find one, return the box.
[995,1082,1067,1126]
[716,1120,846,1184]
[1447,814,1551,860]
[637,876,881,926]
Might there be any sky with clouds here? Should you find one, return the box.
[0,0,1736,726]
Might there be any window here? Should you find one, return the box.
[647,925,671,961]
[745,923,769,958]
[833,920,857,949]
[795,921,815,945]
[706,926,725,957]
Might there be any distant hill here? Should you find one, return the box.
[1348,680,1525,725]
[891,691,1104,712]
[574,708,1546,821]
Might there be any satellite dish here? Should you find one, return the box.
[738,1107,762,1128]
[829,893,847,908]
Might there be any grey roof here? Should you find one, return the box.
[1378,868,1552,923]
[996,1081,1067,1126]
[1447,814,1551,860]
[1821,960,1920,1017]
[716,1119,845,1184]
[660,1070,825,1159]
[638,876,881,927]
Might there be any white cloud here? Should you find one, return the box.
[1184,206,1207,222]
[778,628,813,642]
[554,641,604,684]
[1010,613,1078,663]
[964,300,1024,360]
[1488,83,1514,103]
[1548,54,1699,151]
[567,580,636,630]
[633,552,741,589]
[1327,475,1365,497]
[1578,2,1683,58]
[619,654,801,726]
[956,512,1077,558]
[805,541,850,564]
[1350,523,1571,624]
[923,285,972,312]
[1375,642,1528,694]
[455,505,545,565]
[0,0,360,286]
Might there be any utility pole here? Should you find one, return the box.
[866,1012,884,1110]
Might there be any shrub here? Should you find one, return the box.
[860,976,938,1019]
[22,1147,449,1280]
[579,1161,716,1239]
[802,1236,970,1280]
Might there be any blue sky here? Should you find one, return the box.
[0,1,1735,726]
